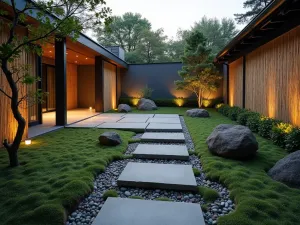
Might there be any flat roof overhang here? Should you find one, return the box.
[0,0,128,68]
[215,0,300,64]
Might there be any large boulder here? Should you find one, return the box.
[118,104,131,113]
[99,132,122,146]
[206,124,258,159]
[186,109,210,117]
[137,98,157,110]
[268,150,300,188]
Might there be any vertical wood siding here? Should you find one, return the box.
[245,26,300,126]
[77,65,95,108]
[229,57,243,107]
[103,61,117,112]
[0,25,31,144]
[67,63,78,109]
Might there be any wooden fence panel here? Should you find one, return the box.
[229,57,243,107]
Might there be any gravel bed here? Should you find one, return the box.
[66,118,234,225]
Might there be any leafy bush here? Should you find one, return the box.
[138,85,154,99]
[246,113,261,132]
[218,104,231,116]
[228,106,245,121]
[258,117,278,139]
[285,127,300,152]
[237,111,252,125]
[193,168,201,176]
[102,189,118,200]
[198,187,220,202]
[201,204,208,212]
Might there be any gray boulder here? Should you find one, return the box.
[118,104,131,113]
[186,109,210,117]
[137,98,157,110]
[268,150,300,188]
[99,132,122,146]
[206,124,258,159]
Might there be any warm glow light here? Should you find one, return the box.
[216,103,224,109]
[85,57,88,60]
[25,139,31,145]
[131,98,140,106]
[89,107,92,111]
[49,50,52,53]
[203,99,212,108]
[66,52,68,54]
[76,55,78,57]
[75,61,77,63]
[174,98,185,107]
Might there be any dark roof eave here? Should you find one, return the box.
[215,0,286,62]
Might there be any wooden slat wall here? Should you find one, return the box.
[0,25,30,144]
[229,57,243,107]
[27,53,38,123]
[103,61,117,112]
[77,65,95,108]
[246,26,300,126]
[67,63,78,109]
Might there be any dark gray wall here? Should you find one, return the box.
[121,62,194,99]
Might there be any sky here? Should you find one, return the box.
[89,0,247,40]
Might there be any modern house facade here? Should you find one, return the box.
[215,0,300,127]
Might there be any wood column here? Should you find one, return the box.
[95,56,104,112]
[55,37,67,125]
[226,63,230,104]
[242,56,246,108]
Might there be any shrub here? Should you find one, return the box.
[246,113,261,132]
[102,189,118,200]
[198,186,220,202]
[228,106,245,121]
[201,204,208,212]
[193,168,201,176]
[138,85,154,99]
[129,196,144,200]
[154,197,172,201]
[237,111,252,125]
[285,127,300,152]
[258,117,278,139]
[218,104,231,116]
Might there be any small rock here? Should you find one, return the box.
[125,191,131,196]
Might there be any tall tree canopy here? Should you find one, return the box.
[193,17,239,55]
[95,12,151,52]
[175,30,222,108]
[0,0,111,167]
[234,0,273,24]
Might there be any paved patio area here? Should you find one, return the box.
[67,113,182,132]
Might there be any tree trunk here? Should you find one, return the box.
[197,90,203,108]
[1,59,26,167]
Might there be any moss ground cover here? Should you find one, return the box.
[0,128,133,225]
[112,107,300,225]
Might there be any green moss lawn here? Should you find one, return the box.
[0,128,134,225]
[109,107,300,225]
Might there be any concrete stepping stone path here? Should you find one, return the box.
[133,144,189,160]
[147,117,181,124]
[117,162,197,191]
[97,122,148,131]
[154,114,179,118]
[146,123,182,132]
[140,132,185,143]
[91,197,205,225]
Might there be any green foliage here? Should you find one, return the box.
[246,113,261,132]
[217,104,231,116]
[227,106,245,121]
[129,196,144,200]
[234,0,272,24]
[102,189,118,200]
[154,197,172,202]
[237,111,254,125]
[175,30,222,108]
[138,85,154,99]
[0,128,133,225]
[188,150,195,155]
[193,168,201,176]
[198,186,220,202]
[258,117,278,139]
[285,127,300,152]
[201,204,208,212]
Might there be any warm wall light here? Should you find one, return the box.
[203,99,212,108]
[89,107,92,111]
[25,139,31,145]
[174,98,185,107]
[131,98,140,106]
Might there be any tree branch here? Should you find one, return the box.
[0,87,12,99]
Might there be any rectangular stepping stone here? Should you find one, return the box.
[133,144,189,160]
[123,114,154,118]
[91,198,205,225]
[148,117,180,124]
[118,117,149,123]
[97,122,148,131]
[154,114,179,118]
[140,132,185,143]
[67,122,104,128]
[146,123,182,132]
[101,113,126,117]
[117,162,197,191]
